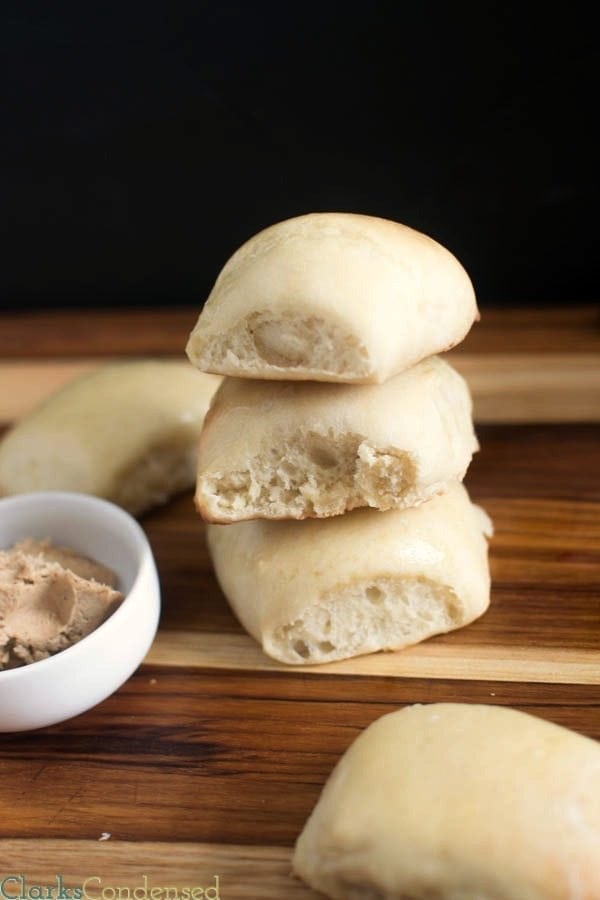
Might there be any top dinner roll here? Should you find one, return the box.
[186,213,479,384]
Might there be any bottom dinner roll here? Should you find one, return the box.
[206,483,491,665]
[292,703,600,899]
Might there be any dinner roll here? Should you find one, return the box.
[186,213,478,384]
[293,703,600,899]
[196,357,478,522]
[0,361,221,515]
[206,483,491,664]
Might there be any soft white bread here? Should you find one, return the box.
[293,703,600,899]
[206,483,491,664]
[196,356,478,522]
[0,361,221,515]
[186,213,478,384]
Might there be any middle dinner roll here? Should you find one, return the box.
[196,356,478,522]
[207,483,492,665]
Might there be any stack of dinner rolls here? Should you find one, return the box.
[186,212,492,665]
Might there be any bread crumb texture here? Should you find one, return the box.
[196,356,477,522]
[197,431,434,521]
[272,576,462,664]
[206,484,491,666]
[189,312,371,382]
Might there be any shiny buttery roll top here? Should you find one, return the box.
[196,356,478,522]
[0,361,221,515]
[293,703,600,900]
[186,212,478,384]
[206,482,492,665]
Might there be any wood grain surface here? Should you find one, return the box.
[138,447,600,686]
[3,353,599,424]
[1,305,599,357]
[2,306,599,425]
[0,841,316,899]
[0,308,599,894]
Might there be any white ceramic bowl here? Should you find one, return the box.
[0,491,160,731]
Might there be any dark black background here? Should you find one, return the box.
[2,1,597,310]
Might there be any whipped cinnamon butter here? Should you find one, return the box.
[0,539,123,670]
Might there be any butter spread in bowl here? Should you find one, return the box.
[0,538,123,670]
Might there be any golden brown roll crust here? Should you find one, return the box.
[196,356,478,522]
[186,213,478,384]
[0,361,221,515]
[206,483,491,665]
[293,703,600,899]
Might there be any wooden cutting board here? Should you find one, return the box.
[0,307,599,897]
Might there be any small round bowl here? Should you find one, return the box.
[0,491,160,732]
